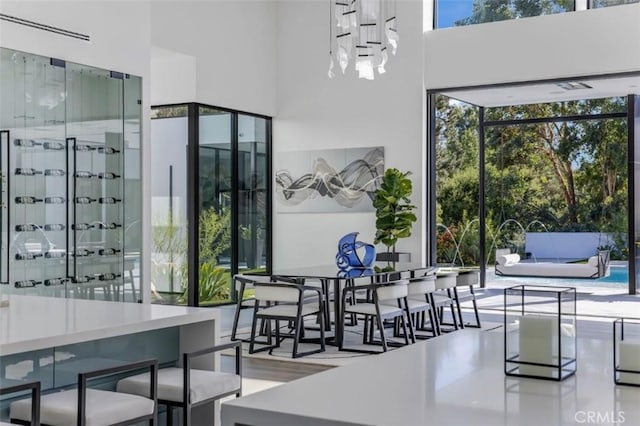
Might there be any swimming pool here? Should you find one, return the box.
[486,264,629,288]
[596,265,628,283]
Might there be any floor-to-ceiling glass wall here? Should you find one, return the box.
[198,107,233,306]
[431,88,634,292]
[151,103,271,306]
[434,95,481,269]
[483,100,628,274]
[150,106,188,304]
[237,114,268,275]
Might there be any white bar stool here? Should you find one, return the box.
[10,359,157,426]
[117,342,242,426]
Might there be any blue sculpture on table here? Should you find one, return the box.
[336,232,376,271]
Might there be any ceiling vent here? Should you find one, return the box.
[0,13,90,42]
[555,81,593,91]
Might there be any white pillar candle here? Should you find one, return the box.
[619,340,640,384]
[519,315,558,377]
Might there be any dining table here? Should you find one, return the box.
[255,262,437,348]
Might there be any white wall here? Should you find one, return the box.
[151,47,197,105]
[274,0,425,269]
[424,4,640,90]
[150,0,277,116]
[0,0,153,301]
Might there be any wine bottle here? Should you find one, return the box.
[74,171,94,178]
[14,139,41,148]
[99,248,122,256]
[74,144,95,152]
[45,196,65,204]
[15,196,43,204]
[72,223,93,231]
[15,252,42,260]
[99,197,122,204]
[97,147,120,154]
[97,172,121,179]
[98,273,121,281]
[14,279,40,288]
[44,224,65,231]
[74,197,96,204]
[44,169,65,176]
[15,224,38,232]
[15,168,42,176]
[44,278,67,286]
[98,222,122,229]
[73,249,95,257]
[71,275,95,283]
[45,251,66,259]
[43,141,64,150]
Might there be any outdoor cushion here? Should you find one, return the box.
[497,253,521,265]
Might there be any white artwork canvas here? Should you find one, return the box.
[275,147,384,213]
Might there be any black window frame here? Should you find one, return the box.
[151,102,273,307]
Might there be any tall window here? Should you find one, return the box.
[151,103,271,306]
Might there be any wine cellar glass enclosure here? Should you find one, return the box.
[0,48,142,302]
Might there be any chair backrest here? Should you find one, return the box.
[435,273,457,290]
[1,381,40,426]
[408,276,436,295]
[377,280,409,301]
[233,274,271,292]
[254,283,301,303]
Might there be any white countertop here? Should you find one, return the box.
[0,295,219,356]
[222,329,640,426]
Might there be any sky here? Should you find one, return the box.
[436,0,475,28]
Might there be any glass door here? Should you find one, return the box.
[237,114,268,274]
[198,106,232,306]
[66,63,125,300]
[0,49,67,295]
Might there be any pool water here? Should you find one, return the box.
[596,265,628,283]
[487,264,629,288]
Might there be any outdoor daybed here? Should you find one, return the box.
[494,252,610,279]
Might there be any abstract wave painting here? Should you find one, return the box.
[275,147,384,213]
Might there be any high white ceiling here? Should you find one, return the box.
[439,74,640,107]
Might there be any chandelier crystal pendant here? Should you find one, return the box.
[328,0,399,81]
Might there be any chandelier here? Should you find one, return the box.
[328,0,399,80]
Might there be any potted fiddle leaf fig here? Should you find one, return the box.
[373,168,417,263]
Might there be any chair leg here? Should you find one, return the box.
[429,294,442,335]
[319,307,326,352]
[183,402,190,426]
[231,299,243,341]
[453,287,465,329]
[428,308,438,337]
[292,318,302,358]
[376,315,388,352]
[400,315,410,346]
[249,308,260,354]
[167,406,173,426]
[470,286,482,328]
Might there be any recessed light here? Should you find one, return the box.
[556,81,593,91]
